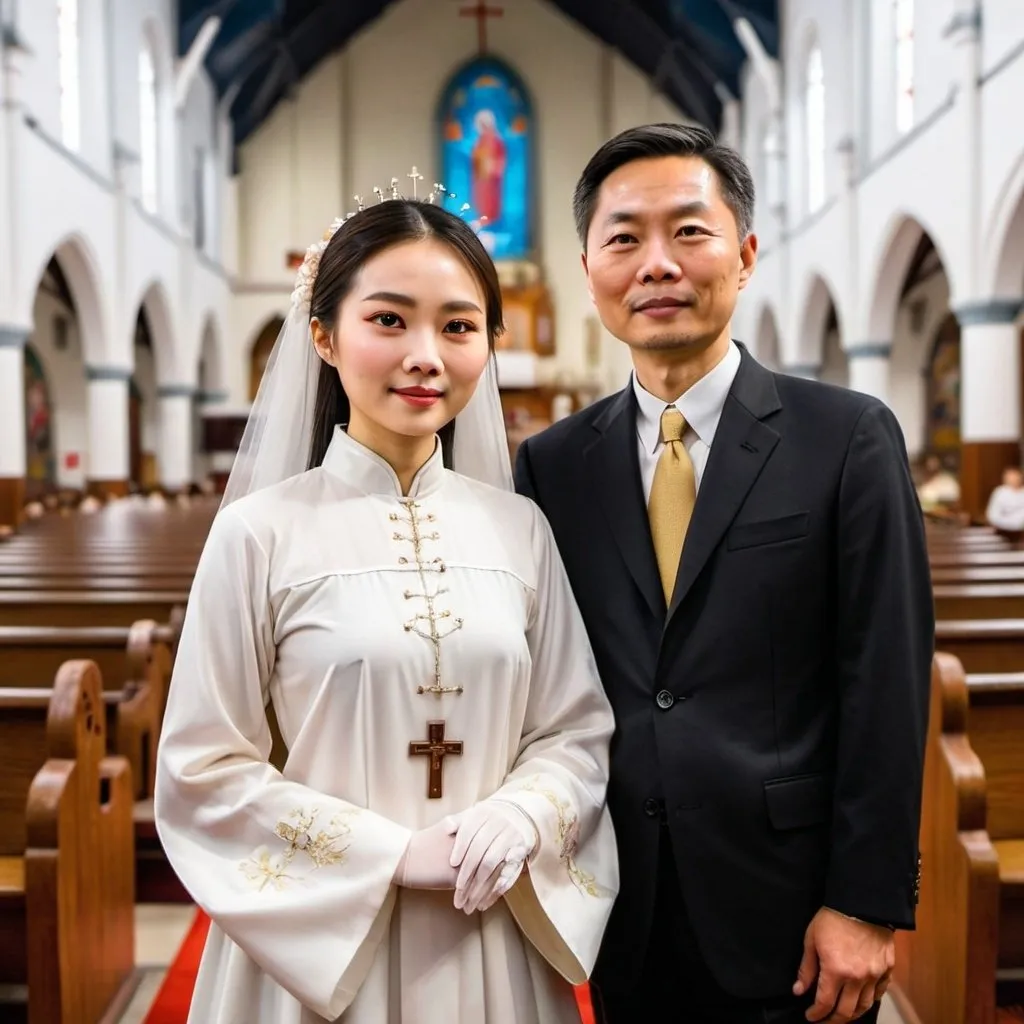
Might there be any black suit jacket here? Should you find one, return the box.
[514,346,934,999]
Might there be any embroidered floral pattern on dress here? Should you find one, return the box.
[519,781,608,897]
[240,808,357,891]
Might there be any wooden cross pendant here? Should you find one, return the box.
[409,720,463,799]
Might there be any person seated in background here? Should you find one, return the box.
[986,466,1024,532]
[916,454,961,512]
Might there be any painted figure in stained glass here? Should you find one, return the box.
[440,59,531,260]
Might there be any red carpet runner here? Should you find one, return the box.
[144,910,597,1024]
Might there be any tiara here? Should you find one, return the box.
[290,166,481,313]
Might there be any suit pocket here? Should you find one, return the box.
[727,511,810,551]
[763,772,833,830]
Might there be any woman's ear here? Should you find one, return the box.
[310,318,334,365]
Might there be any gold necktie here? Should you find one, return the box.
[648,407,696,604]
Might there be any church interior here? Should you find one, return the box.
[1,0,1023,1020]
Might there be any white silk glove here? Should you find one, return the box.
[394,816,460,890]
[449,800,540,914]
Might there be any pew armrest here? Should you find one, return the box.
[894,653,1003,1024]
[113,682,156,799]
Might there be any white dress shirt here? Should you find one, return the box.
[632,341,742,504]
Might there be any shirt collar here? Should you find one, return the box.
[320,427,446,498]
[633,341,742,454]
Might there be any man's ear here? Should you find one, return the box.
[310,318,334,365]
[737,232,758,291]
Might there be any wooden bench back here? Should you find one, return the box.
[933,585,1024,620]
[0,661,135,1022]
[0,662,107,858]
[935,620,1024,674]
[964,675,1024,841]
[0,591,187,627]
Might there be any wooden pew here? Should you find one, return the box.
[931,552,1024,568]
[0,590,189,628]
[933,585,1024,621]
[892,654,1024,1024]
[0,661,137,1023]
[935,621,1024,674]
[932,567,1024,585]
[0,618,176,721]
[0,684,156,802]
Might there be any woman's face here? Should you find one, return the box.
[312,238,491,447]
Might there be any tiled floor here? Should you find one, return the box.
[117,902,906,1023]
[116,904,197,1024]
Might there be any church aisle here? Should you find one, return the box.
[115,900,907,1024]
[116,905,197,1024]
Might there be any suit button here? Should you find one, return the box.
[655,690,675,710]
[643,798,662,817]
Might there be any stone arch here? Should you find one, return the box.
[795,272,845,384]
[248,314,285,401]
[865,212,955,340]
[795,271,844,360]
[133,280,177,384]
[24,233,107,367]
[197,313,227,396]
[986,151,1024,298]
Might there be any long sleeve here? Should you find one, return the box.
[493,502,619,983]
[825,402,934,928]
[154,506,411,1020]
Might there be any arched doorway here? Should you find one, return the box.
[131,309,157,490]
[796,274,845,384]
[924,312,961,465]
[24,344,56,498]
[26,254,89,494]
[250,315,283,401]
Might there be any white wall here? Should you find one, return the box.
[734,0,1024,454]
[2,0,230,374]
[0,0,232,491]
[231,0,690,405]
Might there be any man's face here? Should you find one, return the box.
[1005,468,1023,489]
[582,155,756,356]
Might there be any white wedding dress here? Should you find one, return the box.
[155,428,619,1023]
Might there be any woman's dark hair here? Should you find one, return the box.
[306,200,503,470]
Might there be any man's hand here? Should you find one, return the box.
[793,907,895,1022]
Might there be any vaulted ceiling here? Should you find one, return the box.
[178,0,777,151]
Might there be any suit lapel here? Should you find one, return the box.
[585,388,664,620]
[667,350,782,623]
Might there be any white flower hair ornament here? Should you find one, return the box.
[290,217,346,315]
[289,167,483,316]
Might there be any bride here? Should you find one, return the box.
[154,188,619,1023]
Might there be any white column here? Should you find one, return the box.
[86,368,131,490]
[958,302,1022,442]
[158,386,195,491]
[0,328,27,479]
[846,343,891,404]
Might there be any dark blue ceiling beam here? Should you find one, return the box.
[186,0,778,152]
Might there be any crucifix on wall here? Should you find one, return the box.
[459,1,503,54]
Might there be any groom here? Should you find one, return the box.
[514,124,934,1023]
